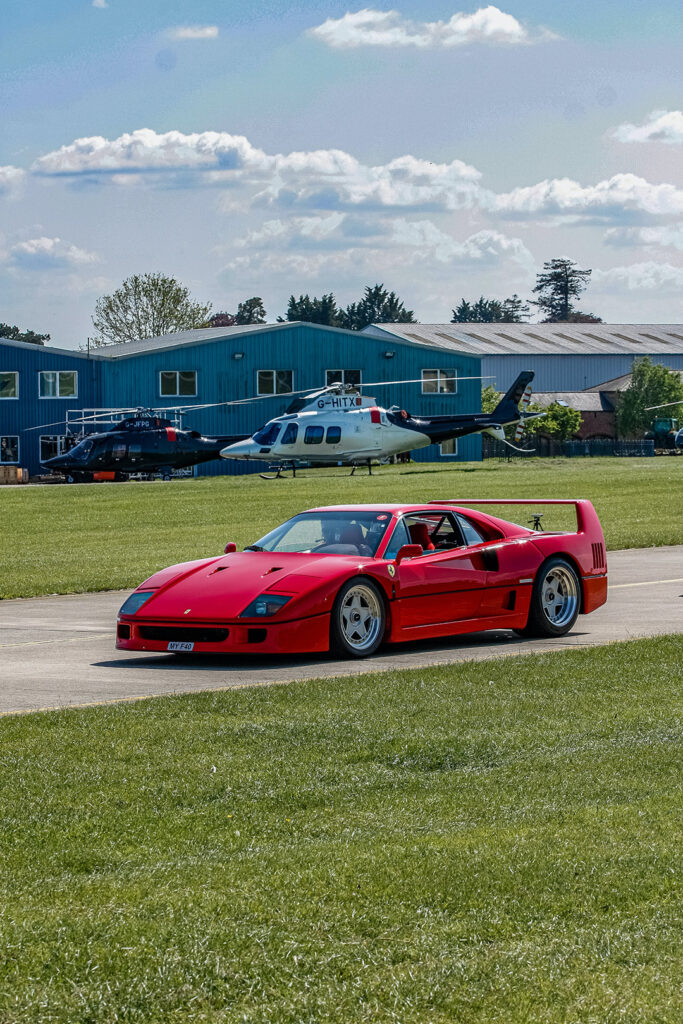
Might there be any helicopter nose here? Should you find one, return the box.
[220,439,261,461]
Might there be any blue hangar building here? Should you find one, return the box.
[0,323,483,477]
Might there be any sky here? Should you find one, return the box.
[1,1,683,348]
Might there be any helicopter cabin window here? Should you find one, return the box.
[39,435,69,462]
[421,369,457,394]
[1,372,18,399]
[440,438,458,457]
[326,426,341,444]
[253,423,281,446]
[0,436,19,463]
[304,425,324,445]
[257,370,293,395]
[39,370,78,398]
[281,423,298,445]
[325,370,361,387]
[160,371,197,397]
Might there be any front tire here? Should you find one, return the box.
[330,578,386,658]
[515,557,580,638]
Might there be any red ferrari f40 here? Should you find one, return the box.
[116,499,607,659]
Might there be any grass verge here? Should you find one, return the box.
[0,635,681,1022]
[2,457,682,598]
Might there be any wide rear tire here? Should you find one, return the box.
[514,557,580,638]
[330,578,386,658]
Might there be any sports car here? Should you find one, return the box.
[116,500,607,659]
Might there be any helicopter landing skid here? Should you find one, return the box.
[259,460,298,481]
[350,459,374,476]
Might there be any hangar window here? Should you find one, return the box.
[304,425,324,444]
[39,370,78,398]
[40,435,69,462]
[325,369,361,387]
[0,372,18,399]
[257,370,293,395]
[0,436,19,463]
[326,426,341,444]
[440,438,458,457]
[422,369,457,394]
[160,371,197,397]
[281,423,298,445]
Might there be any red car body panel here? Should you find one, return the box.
[116,501,607,656]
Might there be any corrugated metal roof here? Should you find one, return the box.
[364,323,683,356]
[0,337,103,359]
[532,392,614,412]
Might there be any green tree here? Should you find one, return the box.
[280,293,342,326]
[616,357,683,437]
[92,273,212,345]
[481,385,500,413]
[451,294,530,323]
[234,297,267,325]
[340,284,416,331]
[0,322,50,345]
[526,402,583,440]
[531,258,600,322]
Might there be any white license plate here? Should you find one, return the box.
[167,641,194,652]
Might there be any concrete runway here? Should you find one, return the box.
[1,545,682,716]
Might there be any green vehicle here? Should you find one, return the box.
[645,416,680,449]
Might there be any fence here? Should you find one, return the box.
[482,437,656,460]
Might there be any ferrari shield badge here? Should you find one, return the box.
[388,564,396,578]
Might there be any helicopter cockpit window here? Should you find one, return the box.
[326,426,341,444]
[249,511,392,557]
[304,425,324,444]
[71,438,94,460]
[281,423,298,445]
[253,423,281,446]
[113,443,127,459]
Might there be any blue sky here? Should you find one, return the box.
[2,2,683,346]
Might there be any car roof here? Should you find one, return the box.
[306,504,464,515]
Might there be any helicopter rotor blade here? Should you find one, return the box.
[644,399,683,411]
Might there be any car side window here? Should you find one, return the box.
[455,513,485,546]
[383,517,411,560]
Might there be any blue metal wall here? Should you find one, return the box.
[481,353,683,393]
[2,325,482,476]
[0,340,102,475]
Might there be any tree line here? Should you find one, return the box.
[1,257,599,349]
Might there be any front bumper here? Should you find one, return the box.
[116,612,331,655]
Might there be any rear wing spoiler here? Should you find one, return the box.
[429,499,600,535]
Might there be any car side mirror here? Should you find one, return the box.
[224,542,237,554]
[395,543,424,564]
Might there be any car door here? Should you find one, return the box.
[393,512,489,628]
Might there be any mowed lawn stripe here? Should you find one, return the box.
[2,457,682,599]
[0,635,681,1023]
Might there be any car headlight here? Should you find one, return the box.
[118,591,156,616]
[239,594,292,618]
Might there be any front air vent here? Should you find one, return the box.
[591,542,606,570]
[138,626,230,643]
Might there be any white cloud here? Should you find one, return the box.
[593,261,683,292]
[309,6,555,49]
[167,26,219,41]
[92,0,108,8]
[612,110,683,145]
[31,129,270,177]
[491,173,683,222]
[0,165,25,197]
[8,237,99,271]
[605,225,683,251]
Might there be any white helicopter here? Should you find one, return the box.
[220,370,544,476]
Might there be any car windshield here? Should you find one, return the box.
[249,511,393,556]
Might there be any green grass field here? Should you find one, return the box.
[0,636,680,1023]
[1,457,682,599]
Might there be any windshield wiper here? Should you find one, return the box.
[244,544,264,552]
